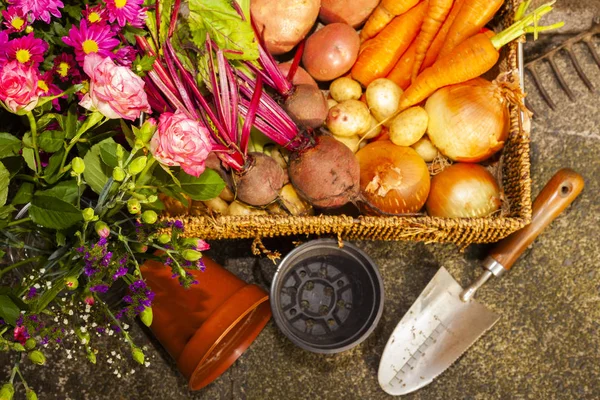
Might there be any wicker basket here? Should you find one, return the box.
[166,0,532,247]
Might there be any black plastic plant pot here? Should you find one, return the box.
[270,239,384,354]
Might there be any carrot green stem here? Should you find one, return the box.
[490,1,563,49]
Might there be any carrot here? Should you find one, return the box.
[386,40,418,90]
[420,0,465,71]
[360,0,421,41]
[352,2,428,87]
[437,0,504,58]
[396,1,563,111]
[411,0,454,81]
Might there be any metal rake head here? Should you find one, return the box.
[525,18,600,112]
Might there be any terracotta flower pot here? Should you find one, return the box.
[141,257,271,390]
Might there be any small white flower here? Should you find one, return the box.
[123,324,129,330]
[91,322,97,327]
[116,354,121,360]
[81,327,87,333]
[81,338,88,345]
[130,369,136,374]
[29,275,35,280]
[67,354,72,359]
[63,319,69,325]
[68,310,74,316]
[111,351,116,356]
[82,315,89,322]
[54,317,59,322]
[40,268,46,274]
[46,281,52,288]
[20,310,26,314]
[107,359,113,364]
[113,369,118,375]
[144,362,150,367]
[33,283,40,289]
[117,374,121,378]
[69,330,74,334]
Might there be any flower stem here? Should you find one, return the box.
[15,366,29,390]
[7,217,31,227]
[0,256,43,279]
[26,112,42,175]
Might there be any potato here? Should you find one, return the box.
[329,77,362,102]
[251,0,320,55]
[303,23,360,81]
[333,134,360,153]
[326,99,371,137]
[319,0,380,28]
[277,62,318,88]
[327,98,339,109]
[389,106,429,147]
[411,136,438,162]
[366,78,403,123]
[359,114,382,139]
[227,201,267,216]
[203,197,229,214]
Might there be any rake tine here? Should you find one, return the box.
[527,64,556,110]
[524,98,538,118]
[583,37,600,71]
[564,45,595,91]
[547,56,575,101]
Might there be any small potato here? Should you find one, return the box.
[326,99,371,137]
[359,114,382,139]
[329,77,362,102]
[203,197,229,214]
[389,106,429,147]
[366,78,403,123]
[412,136,439,162]
[219,186,235,202]
[327,98,339,110]
[333,134,360,153]
[227,201,267,216]
[319,0,380,28]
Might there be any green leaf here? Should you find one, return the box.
[56,231,66,246]
[100,141,129,168]
[65,104,78,140]
[77,112,104,138]
[159,185,190,208]
[29,194,82,230]
[44,148,65,185]
[12,182,34,205]
[38,130,65,153]
[0,162,9,207]
[22,147,37,172]
[158,0,175,45]
[37,180,79,205]
[0,132,21,159]
[36,113,64,131]
[132,55,156,77]
[1,156,22,178]
[188,0,259,60]
[83,139,116,194]
[63,4,82,19]
[177,168,225,201]
[0,205,16,220]
[0,295,20,326]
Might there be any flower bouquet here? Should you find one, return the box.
[0,0,226,397]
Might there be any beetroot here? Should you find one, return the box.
[234,153,287,206]
[284,84,329,129]
[288,136,360,208]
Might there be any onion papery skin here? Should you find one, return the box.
[357,141,430,215]
[426,163,502,218]
[425,78,510,163]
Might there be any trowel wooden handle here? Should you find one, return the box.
[488,169,584,271]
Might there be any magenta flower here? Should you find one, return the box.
[105,0,146,27]
[8,0,64,24]
[82,4,109,26]
[2,6,29,33]
[0,31,8,64]
[53,52,80,82]
[37,70,63,110]
[6,33,48,66]
[13,325,29,345]
[113,45,137,67]
[62,20,120,63]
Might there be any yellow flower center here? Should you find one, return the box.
[58,62,70,77]
[16,49,31,63]
[11,17,25,30]
[115,0,127,8]
[88,12,101,23]
[82,39,99,54]
[37,80,49,92]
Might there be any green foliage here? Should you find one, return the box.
[178,168,226,201]
[29,195,83,230]
[0,133,21,159]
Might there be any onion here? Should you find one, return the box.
[356,141,430,215]
[426,163,502,218]
[425,78,511,163]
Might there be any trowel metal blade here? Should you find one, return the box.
[378,267,500,396]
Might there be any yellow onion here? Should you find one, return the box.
[425,78,511,163]
[357,141,430,215]
[426,163,501,218]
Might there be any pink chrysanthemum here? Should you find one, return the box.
[82,4,109,26]
[113,45,137,67]
[2,6,30,33]
[6,33,48,66]
[8,0,64,24]
[37,70,63,110]
[62,20,120,63]
[105,0,146,27]
[53,52,80,82]
[0,31,8,64]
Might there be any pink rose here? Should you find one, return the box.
[80,53,150,120]
[150,111,212,177]
[0,61,39,113]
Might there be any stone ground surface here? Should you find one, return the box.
[2,1,600,399]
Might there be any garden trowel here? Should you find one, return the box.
[378,168,584,395]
